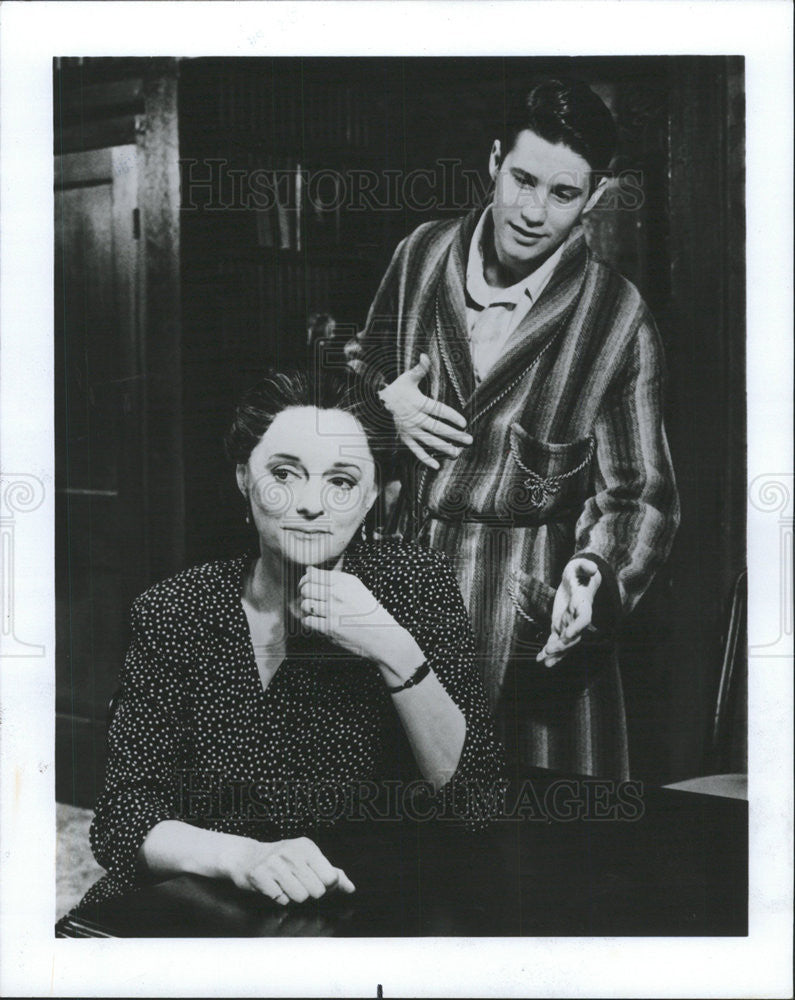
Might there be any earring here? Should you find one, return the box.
[245,508,251,526]
[359,521,367,543]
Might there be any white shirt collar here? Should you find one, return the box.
[466,206,566,309]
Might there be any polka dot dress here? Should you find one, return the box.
[72,540,506,912]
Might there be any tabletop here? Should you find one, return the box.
[57,771,747,938]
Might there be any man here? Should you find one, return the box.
[347,78,680,778]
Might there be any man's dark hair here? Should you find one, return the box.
[502,77,618,174]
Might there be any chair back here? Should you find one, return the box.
[706,568,747,774]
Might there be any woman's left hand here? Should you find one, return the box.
[298,567,425,679]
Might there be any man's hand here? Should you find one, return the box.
[536,558,602,668]
[379,354,472,469]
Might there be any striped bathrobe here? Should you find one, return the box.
[348,208,680,778]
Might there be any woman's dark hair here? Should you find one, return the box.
[225,367,397,490]
[502,77,618,176]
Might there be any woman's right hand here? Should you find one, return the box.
[225,835,356,905]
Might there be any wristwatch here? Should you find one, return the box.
[387,660,431,694]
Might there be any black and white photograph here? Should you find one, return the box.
[0,2,792,997]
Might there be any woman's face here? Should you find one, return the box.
[237,406,379,568]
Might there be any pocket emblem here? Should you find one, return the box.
[509,434,596,509]
[522,473,560,509]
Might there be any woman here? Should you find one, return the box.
[70,369,505,914]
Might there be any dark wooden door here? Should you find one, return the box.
[55,146,146,806]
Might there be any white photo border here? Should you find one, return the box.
[0,2,792,997]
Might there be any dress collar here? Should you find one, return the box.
[192,554,253,639]
[195,545,377,640]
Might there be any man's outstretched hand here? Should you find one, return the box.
[537,558,602,668]
[379,354,472,469]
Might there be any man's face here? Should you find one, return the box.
[489,129,596,278]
